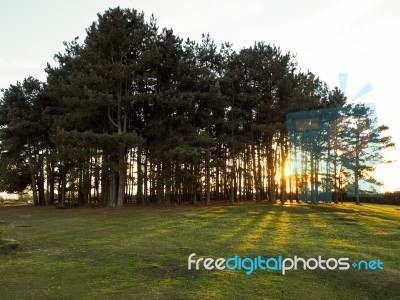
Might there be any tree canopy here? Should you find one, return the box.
[0,7,394,206]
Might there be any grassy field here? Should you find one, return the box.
[0,202,399,299]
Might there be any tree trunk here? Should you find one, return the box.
[206,132,211,205]
[157,161,163,205]
[252,144,261,202]
[116,146,126,208]
[269,144,276,203]
[354,150,360,205]
[137,146,143,205]
[60,162,67,208]
[165,162,171,206]
[230,154,236,204]
[26,138,38,205]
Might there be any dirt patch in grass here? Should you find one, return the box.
[0,238,19,253]
[248,212,260,215]
[335,217,358,224]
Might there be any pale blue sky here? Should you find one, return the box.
[1,0,399,191]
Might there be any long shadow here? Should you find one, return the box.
[204,209,281,255]
[237,211,278,252]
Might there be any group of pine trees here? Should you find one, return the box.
[0,7,394,207]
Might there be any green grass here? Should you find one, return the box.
[0,202,399,299]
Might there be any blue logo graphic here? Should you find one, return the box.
[316,73,373,104]
[352,259,383,270]
[286,73,382,202]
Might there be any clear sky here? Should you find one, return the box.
[1,0,399,191]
